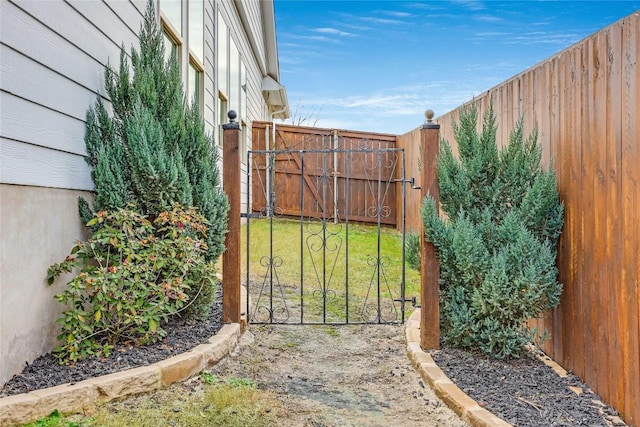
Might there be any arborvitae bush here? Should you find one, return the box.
[81,0,228,263]
[421,104,564,358]
[79,1,228,318]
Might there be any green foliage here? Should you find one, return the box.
[225,377,257,389]
[200,371,219,385]
[47,205,217,363]
[22,410,80,427]
[405,230,421,271]
[421,104,564,358]
[81,0,228,261]
[244,219,421,322]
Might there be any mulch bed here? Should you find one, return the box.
[0,301,627,426]
[431,348,626,427]
[0,296,223,397]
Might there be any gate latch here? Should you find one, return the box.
[394,296,420,308]
[241,212,262,218]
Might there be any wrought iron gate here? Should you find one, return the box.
[244,142,413,325]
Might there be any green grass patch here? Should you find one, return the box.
[322,325,340,337]
[243,218,420,323]
[21,410,80,427]
[40,380,282,427]
[199,371,218,385]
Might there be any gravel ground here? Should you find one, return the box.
[208,324,466,426]
[0,299,628,427]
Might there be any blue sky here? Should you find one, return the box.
[274,1,640,134]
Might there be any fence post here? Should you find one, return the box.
[420,110,440,350]
[222,110,242,325]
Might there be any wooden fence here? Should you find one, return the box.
[251,122,400,225]
[436,12,639,426]
[248,12,638,424]
[396,127,424,233]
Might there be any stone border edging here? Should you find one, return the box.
[405,310,512,427]
[0,323,242,427]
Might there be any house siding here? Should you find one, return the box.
[0,0,146,385]
[0,0,143,189]
[204,0,216,132]
[0,0,284,385]
[217,0,272,212]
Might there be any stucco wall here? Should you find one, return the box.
[0,184,92,383]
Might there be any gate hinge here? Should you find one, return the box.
[393,177,421,190]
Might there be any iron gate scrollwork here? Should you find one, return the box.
[245,138,411,325]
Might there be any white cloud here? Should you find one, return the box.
[332,18,373,32]
[473,15,503,23]
[407,3,444,11]
[503,31,582,46]
[313,27,354,37]
[280,42,304,49]
[360,16,405,25]
[284,80,491,134]
[474,31,510,37]
[451,0,486,11]
[379,10,414,18]
[296,35,341,43]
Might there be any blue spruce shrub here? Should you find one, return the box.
[79,0,228,318]
[421,104,564,358]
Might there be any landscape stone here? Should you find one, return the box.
[86,365,161,401]
[155,351,205,387]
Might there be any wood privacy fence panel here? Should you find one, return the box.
[436,12,639,426]
[251,122,399,225]
[396,128,423,233]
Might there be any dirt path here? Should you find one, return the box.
[208,324,468,427]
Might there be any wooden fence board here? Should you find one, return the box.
[605,22,623,408]
[620,12,640,426]
[591,28,609,395]
[396,128,422,233]
[251,123,399,226]
[562,47,582,373]
[435,12,639,424]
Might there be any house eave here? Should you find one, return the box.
[260,0,289,119]
[261,76,289,119]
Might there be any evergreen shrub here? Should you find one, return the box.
[421,104,564,358]
[81,0,228,263]
[405,231,421,271]
[71,0,228,320]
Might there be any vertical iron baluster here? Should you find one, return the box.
[246,150,251,324]
[300,151,305,324]
[321,149,327,323]
[401,149,407,323]
[377,148,383,323]
[345,146,350,323]
[269,151,275,323]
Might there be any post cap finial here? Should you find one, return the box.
[424,109,435,123]
[222,110,240,130]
